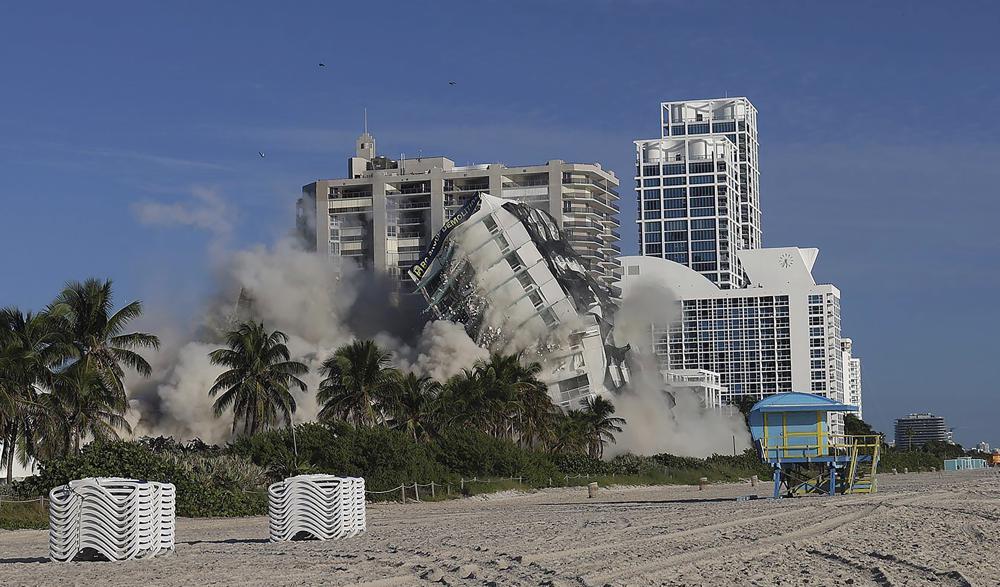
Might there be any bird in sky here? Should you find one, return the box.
[258,151,265,158]
[448,80,457,86]
[319,63,326,67]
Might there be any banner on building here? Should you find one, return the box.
[407,193,482,283]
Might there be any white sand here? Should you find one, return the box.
[2,469,997,586]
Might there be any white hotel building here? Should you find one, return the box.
[618,247,861,424]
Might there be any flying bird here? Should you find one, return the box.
[319,63,326,67]
[448,80,457,86]
[258,151,265,158]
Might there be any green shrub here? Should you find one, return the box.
[0,499,49,530]
[548,453,609,475]
[21,441,267,517]
[431,428,560,484]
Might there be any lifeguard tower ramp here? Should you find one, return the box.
[749,392,879,498]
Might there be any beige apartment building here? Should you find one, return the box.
[298,132,622,291]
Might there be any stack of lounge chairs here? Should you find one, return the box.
[48,477,176,562]
[268,475,366,542]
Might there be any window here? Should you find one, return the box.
[643,189,661,200]
[495,234,510,252]
[664,176,686,185]
[670,125,685,136]
[665,242,688,252]
[644,221,662,233]
[643,178,661,187]
[689,162,714,174]
[667,253,689,263]
[690,175,715,184]
[664,220,688,230]
[664,198,686,209]
[645,243,663,254]
[483,216,499,233]
[712,121,736,133]
[690,186,716,196]
[663,163,685,175]
[643,210,662,219]
[688,123,709,134]
[664,187,686,197]
[642,165,659,176]
[691,219,716,229]
[505,251,524,272]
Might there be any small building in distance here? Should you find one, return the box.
[894,413,951,449]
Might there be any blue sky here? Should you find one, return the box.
[2,1,998,447]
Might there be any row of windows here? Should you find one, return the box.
[683,296,789,308]
[684,317,791,329]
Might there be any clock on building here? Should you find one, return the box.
[778,252,794,268]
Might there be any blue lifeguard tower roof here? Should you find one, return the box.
[750,392,859,414]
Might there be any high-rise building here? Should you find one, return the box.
[618,247,856,431]
[894,413,951,448]
[634,97,759,289]
[841,338,863,418]
[299,132,622,291]
[977,441,991,453]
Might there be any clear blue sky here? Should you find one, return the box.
[2,1,997,447]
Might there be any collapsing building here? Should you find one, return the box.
[408,193,630,408]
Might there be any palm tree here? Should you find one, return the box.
[208,322,307,437]
[473,352,548,439]
[517,379,558,449]
[434,369,491,433]
[317,340,399,428]
[548,410,589,455]
[388,373,441,442]
[581,396,626,459]
[0,308,70,480]
[51,278,160,402]
[47,363,132,452]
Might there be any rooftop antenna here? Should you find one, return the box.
[363,108,368,134]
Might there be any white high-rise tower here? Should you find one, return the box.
[635,97,760,288]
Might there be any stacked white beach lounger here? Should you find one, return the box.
[268,474,366,542]
[48,477,176,562]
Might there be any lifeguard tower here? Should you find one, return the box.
[749,392,880,498]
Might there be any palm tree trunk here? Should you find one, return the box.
[1,426,12,484]
[5,430,15,484]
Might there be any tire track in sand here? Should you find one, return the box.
[582,503,880,586]
[525,505,821,564]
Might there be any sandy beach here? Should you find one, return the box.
[2,469,997,586]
